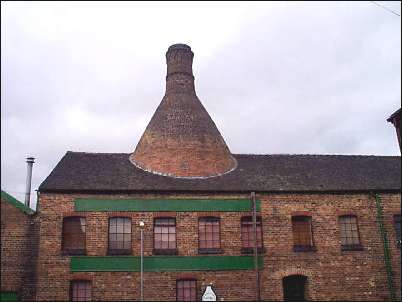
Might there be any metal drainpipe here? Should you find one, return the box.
[35,190,39,212]
[374,193,397,301]
[251,192,261,301]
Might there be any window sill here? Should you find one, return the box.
[198,248,224,254]
[61,249,86,256]
[293,245,317,252]
[107,249,132,256]
[153,248,178,255]
[341,244,364,251]
[241,247,266,254]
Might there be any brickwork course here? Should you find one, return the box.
[1,44,401,301]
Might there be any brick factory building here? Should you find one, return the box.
[1,44,401,301]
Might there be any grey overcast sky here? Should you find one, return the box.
[1,1,401,209]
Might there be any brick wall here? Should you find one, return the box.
[1,197,39,301]
[34,192,400,301]
[259,193,401,301]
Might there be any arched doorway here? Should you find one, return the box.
[282,275,307,302]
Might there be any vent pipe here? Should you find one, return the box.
[24,157,35,207]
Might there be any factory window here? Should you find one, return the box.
[291,216,315,252]
[241,216,265,254]
[198,217,222,253]
[283,275,307,302]
[339,215,363,251]
[62,217,86,255]
[154,217,177,255]
[108,217,132,255]
[394,215,401,248]
[176,279,197,302]
[70,280,92,301]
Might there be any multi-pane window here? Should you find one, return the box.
[154,218,177,254]
[176,280,197,302]
[241,216,264,253]
[198,217,221,253]
[291,216,315,252]
[339,215,362,250]
[394,215,401,248]
[70,280,91,301]
[62,217,86,255]
[108,217,132,255]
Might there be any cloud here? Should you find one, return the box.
[1,1,400,209]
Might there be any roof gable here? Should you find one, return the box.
[1,190,35,215]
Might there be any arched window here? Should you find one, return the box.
[198,217,222,254]
[176,279,197,302]
[338,215,363,251]
[154,217,177,255]
[62,217,86,255]
[241,216,264,254]
[283,275,307,302]
[70,280,91,301]
[394,215,401,248]
[108,217,132,255]
[291,216,315,252]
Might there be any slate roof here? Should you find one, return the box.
[38,152,401,193]
[387,108,401,122]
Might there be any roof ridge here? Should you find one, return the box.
[67,151,131,155]
[65,151,400,158]
[233,153,400,158]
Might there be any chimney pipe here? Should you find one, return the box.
[25,157,35,208]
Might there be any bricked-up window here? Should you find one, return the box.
[339,215,363,251]
[283,275,307,302]
[176,280,197,302]
[241,216,264,254]
[70,280,91,301]
[62,217,86,255]
[108,217,131,255]
[292,216,315,252]
[394,215,401,248]
[154,218,177,255]
[198,217,222,253]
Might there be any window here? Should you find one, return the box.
[198,217,222,253]
[241,216,264,254]
[70,280,91,301]
[108,217,131,255]
[283,275,307,302]
[176,280,197,302]
[291,216,315,252]
[62,217,86,255]
[339,215,363,251]
[394,215,401,248]
[154,217,177,255]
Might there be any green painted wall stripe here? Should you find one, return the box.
[71,256,264,272]
[74,199,261,212]
[1,190,35,215]
[0,292,19,302]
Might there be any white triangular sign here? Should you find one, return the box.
[202,285,217,301]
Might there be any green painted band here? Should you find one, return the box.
[74,199,261,212]
[71,255,264,272]
[0,292,19,302]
